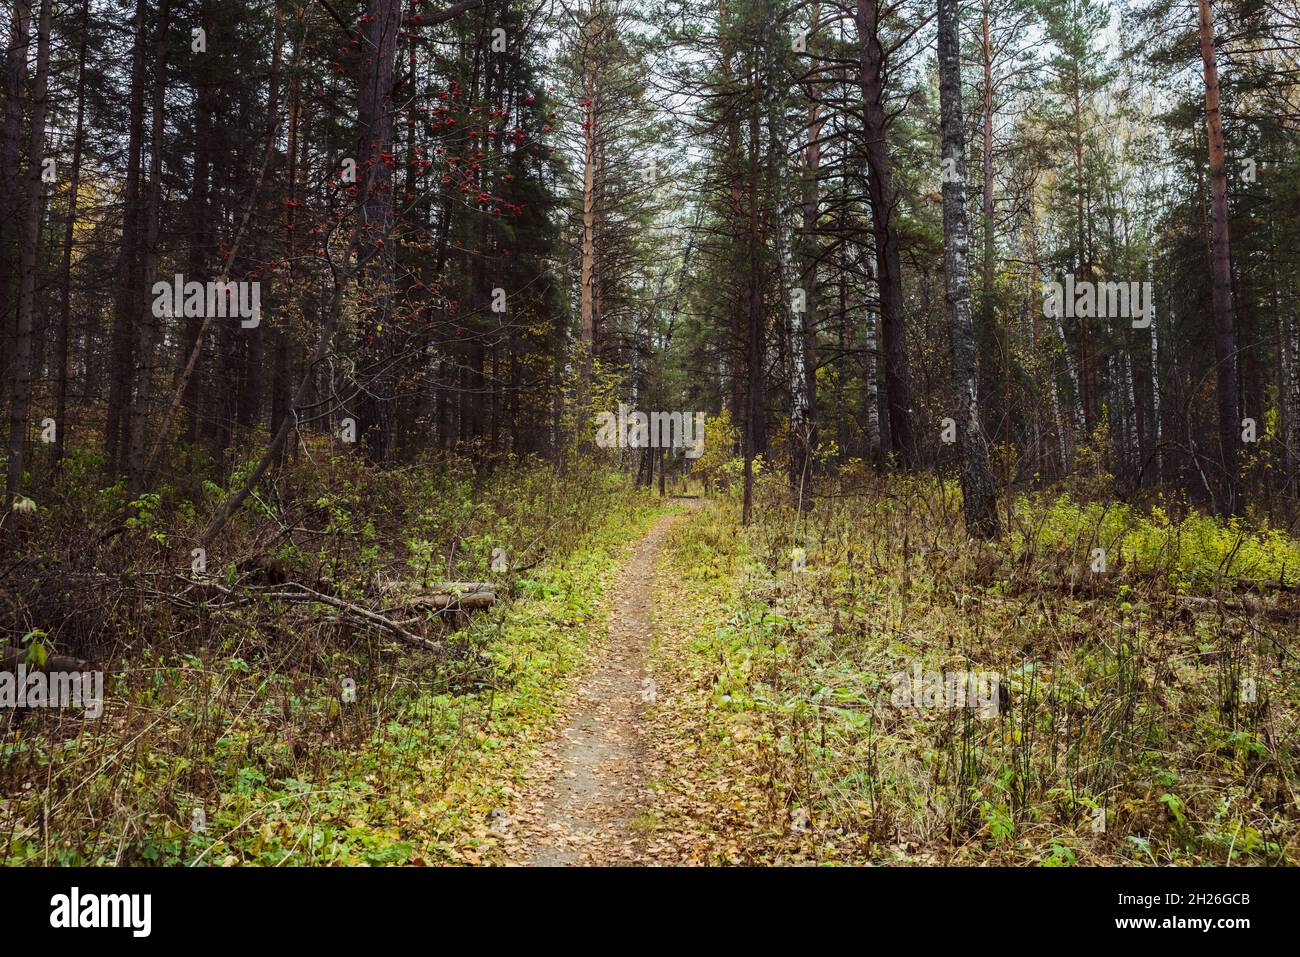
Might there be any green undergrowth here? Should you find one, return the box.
[1016,491,1300,592]
[1,454,667,865]
[651,473,1299,865]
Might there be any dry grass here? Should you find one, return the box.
[644,471,1299,865]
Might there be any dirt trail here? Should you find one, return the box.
[513,507,687,866]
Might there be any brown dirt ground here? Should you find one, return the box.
[508,509,685,866]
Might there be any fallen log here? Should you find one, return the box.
[424,581,493,593]
[2,646,93,673]
[1176,594,1300,620]
[392,582,493,596]
[405,591,496,611]
[370,575,494,598]
[177,575,446,654]
[266,582,445,654]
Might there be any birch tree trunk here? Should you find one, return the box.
[938,0,998,537]
[1148,259,1162,483]
[979,0,999,440]
[578,0,601,402]
[861,280,882,467]
[793,3,822,498]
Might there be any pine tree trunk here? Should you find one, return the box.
[353,0,402,463]
[53,0,89,467]
[1197,0,1241,513]
[856,0,915,467]
[127,0,171,497]
[578,0,600,405]
[179,3,214,446]
[106,0,148,475]
[0,0,30,393]
[5,0,49,507]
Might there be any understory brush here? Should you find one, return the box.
[652,468,1298,865]
[1,447,660,864]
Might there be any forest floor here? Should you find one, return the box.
[508,508,687,865]
[500,493,844,866]
[507,476,1300,867]
[0,457,677,866]
[4,457,1299,866]
[627,483,1300,866]
[502,496,805,867]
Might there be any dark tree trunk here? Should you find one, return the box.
[53,0,89,466]
[856,0,915,467]
[180,3,214,446]
[128,0,171,497]
[0,0,30,390]
[1197,0,1241,513]
[106,0,149,475]
[5,0,49,508]
[353,0,402,463]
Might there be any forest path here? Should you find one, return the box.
[512,503,694,866]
